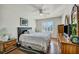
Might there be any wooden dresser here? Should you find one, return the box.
[58,34,79,54]
[58,24,64,35]
[0,39,16,53]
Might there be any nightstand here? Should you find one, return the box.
[0,39,16,53]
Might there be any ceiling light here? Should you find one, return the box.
[40,13,43,16]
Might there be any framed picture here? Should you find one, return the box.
[20,17,28,26]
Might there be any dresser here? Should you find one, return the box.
[58,24,64,35]
[0,39,16,53]
[58,34,79,54]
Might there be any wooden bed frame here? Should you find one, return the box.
[17,27,32,42]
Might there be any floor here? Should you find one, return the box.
[49,38,60,54]
[8,38,60,54]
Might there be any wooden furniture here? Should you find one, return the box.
[58,24,64,35]
[0,39,16,53]
[17,27,32,42]
[58,35,79,54]
[57,4,79,54]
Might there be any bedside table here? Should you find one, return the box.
[0,39,16,53]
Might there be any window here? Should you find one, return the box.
[42,21,53,32]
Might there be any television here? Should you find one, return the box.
[68,24,72,36]
[64,24,72,37]
[64,25,68,34]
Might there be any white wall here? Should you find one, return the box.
[0,5,3,28]
[0,5,36,38]
[61,4,74,24]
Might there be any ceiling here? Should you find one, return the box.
[29,4,64,13]
[28,4,74,16]
[26,4,74,19]
[30,4,63,9]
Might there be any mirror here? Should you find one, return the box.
[71,4,78,36]
[65,15,69,25]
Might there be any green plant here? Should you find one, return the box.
[72,24,76,35]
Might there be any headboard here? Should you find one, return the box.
[17,27,32,42]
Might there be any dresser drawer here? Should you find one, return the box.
[4,40,16,48]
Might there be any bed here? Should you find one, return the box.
[17,27,51,53]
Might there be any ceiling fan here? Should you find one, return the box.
[30,5,50,15]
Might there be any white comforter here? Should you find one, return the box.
[19,32,50,53]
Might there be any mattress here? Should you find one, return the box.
[19,32,50,53]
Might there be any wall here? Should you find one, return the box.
[61,4,74,24]
[0,5,36,38]
[0,5,3,28]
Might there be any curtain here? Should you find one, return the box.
[35,17,62,38]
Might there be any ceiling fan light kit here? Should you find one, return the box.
[40,13,43,15]
[31,5,50,15]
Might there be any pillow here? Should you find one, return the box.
[25,31,29,34]
[22,30,27,34]
[28,29,33,34]
[23,30,30,34]
[3,35,9,41]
